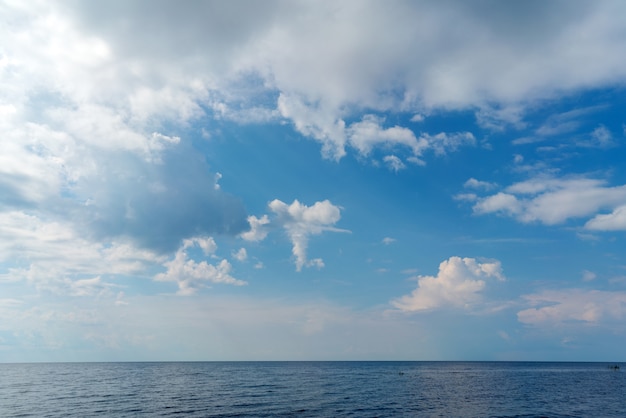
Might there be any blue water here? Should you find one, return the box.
[0,361,624,417]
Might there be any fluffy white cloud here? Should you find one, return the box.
[470,176,626,226]
[154,239,247,295]
[392,256,505,312]
[518,289,626,326]
[240,199,347,271]
[345,115,474,163]
[268,199,347,271]
[347,115,426,156]
[240,215,270,242]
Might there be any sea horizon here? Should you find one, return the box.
[2,361,624,417]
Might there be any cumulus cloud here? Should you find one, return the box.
[347,115,426,156]
[268,199,348,271]
[392,256,505,312]
[154,239,247,295]
[240,199,347,271]
[469,175,626,227]
[518,289,626,326]
[240,215,270,242]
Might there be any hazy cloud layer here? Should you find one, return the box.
[518,289,626,327]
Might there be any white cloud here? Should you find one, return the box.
[473,193,522,217]
[582,270,597,282]
[183,236,217,256]
[4,1,626,167]
[241,199,348,271]
[464,178,496,190]
[453,193,478,202]
[4,1,626,254]
[585,205,626,230]
[518,289,626,326]
[0,211,164,293]
[276,93,347,160]
[154,240,246,295]
[347,115,426,156]
[392,256,505,312]
[410,114,424,123]
[383,155,406,172]
[382,237,396,245]
[232,248,248,262]
[240,215,270,242]
[268,199,347,271]
[213,172,223,190]
[587,124,614,148]
[471,176,626,226]
[425,132,476,156]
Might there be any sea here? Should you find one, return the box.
[1,361,624,417]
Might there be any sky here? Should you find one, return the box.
[2,0,626,362]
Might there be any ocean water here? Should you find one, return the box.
[0,361,624,417]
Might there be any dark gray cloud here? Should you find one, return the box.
[72,144,248,253]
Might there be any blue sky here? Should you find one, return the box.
[2,0,626,362]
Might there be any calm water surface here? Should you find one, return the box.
[0,362,624,417]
